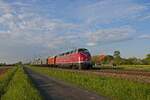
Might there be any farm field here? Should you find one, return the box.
[0,66,43,100]
[29,66,150,100]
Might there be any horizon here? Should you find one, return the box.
[0,0,150,63]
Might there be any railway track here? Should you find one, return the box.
[90,69,150,77]
[35,65,150,77]
[57,68,150,77]
[33,65,150,83]
[56,68,150,83]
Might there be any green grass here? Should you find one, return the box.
[30,67,150,100]
[1,67,43,100]
[0,67,17,97]
[118,65,150,71]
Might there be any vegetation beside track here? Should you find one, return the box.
[1,67,43,100]
[0,68,9,78]
[30,67,150,100]
[118,65,150,71]
[0,67,17,97]
[93,65,150,71]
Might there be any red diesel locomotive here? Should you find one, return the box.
[47,48,92,69]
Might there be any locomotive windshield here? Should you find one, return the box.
[78,48,90,53]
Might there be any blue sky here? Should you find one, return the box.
[0,0,150,63]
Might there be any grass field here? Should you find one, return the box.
[0,67,17,97]
[1,66,43,100]
[30,67,150,100]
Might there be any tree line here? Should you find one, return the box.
[92,51,150,65]
[0,63,6,66]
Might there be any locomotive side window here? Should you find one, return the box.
[59,53,64,56]
[75,49,78,53]
[70,51,74,54]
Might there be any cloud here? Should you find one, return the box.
[11,2,32,7]
[0,0,78,46]
[138,34,150,39]
[0,1,13,14]
[140,14,150,21]
[86,43,96,46]
[0,0,81,63]
[0,0,149,63]
[0,0,137,51]
[86,26,135,46]
[76,0,147,24]
[0,0,145,46]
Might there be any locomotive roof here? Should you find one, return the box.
[48,48,89,58]
[77,48,88,51]
[58,48,88,56]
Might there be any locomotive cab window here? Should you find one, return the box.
[70,51,74,54]
[78,48,88,52]
[66,52,69,55]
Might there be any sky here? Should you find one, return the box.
[0,0,150,63]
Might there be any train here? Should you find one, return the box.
[32,48,92,69]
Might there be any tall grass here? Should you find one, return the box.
[0,67,17,97]
[30,67,150,100]
[1,67,43,100]
[119,65,150,71]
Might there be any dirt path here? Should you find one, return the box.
[24,67,108,100]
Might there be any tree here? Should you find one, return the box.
[91,55,101,65]
[102,55,114,64]
[0,62,6,66]
[145,54,150,60]
[15,61,23,66]
[143,54,150,64]
[113,51,122,65]
[127,57,139,65]
[113,51,120,58]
